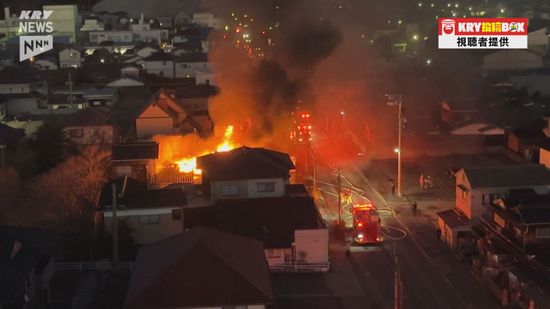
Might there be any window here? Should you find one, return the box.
[172,209,181,221]
[536,227,550,239]
[221,184,239,197]
[139,215,160,224]
[266,249,281,258]
[257,182,275,193]
[70,129,83,137]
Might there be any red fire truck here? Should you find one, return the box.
[352,201,382,244]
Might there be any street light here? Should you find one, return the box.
[386,94,403,197]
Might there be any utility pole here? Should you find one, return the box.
[393,241,403,309]
[111,183,119,270]
[337,168,342,226]
[397,97,402,197]
[386,94,403,197]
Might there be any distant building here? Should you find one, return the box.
[124,227,273,309]
[32,57,58,71]
[455,165,550,220]
[59,46,83,68]
[482,50,545,72]
[111,142,159,182]
[62,108,116,148]
[135,90,212,139]
[43,5,78,43]
[98,177,188,245]
[191,12,224,30]
[196,147,296,201]
[174,53,211,79]
[144,52,174,78]
[507,118,550,161]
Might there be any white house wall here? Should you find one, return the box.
[294,229,329,264]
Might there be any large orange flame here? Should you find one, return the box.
[171,125,237,174]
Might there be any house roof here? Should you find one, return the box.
[62,108,111,127]
[499,189,550,224]
[437,209,470,229]
[197,147,295,181]
[213,196,325,248]
[538,138,550,151]
[144,52,173,62]
[463,165,550,188]
[0,123,25,145]
[175,84,218,99]
[513,118,548,141]
[174,53,208,63]
[0,226,54,304]
[112,142,159,161]
[124,227,272,309]
[98,177,186,209]
[0,67,41,84]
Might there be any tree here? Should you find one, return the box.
[0,166,21,222]
[33,120,64,173]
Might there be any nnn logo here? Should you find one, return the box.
[19,10,54,61]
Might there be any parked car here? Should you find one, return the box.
[14,113,32,121]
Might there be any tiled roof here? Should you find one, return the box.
[124,227,272,308]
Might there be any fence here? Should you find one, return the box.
[55,261,133,271]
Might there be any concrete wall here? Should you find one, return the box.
[294,229,329,264]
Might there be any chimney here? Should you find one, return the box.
[10,240,22,261]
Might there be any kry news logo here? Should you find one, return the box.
[19,10,54,61]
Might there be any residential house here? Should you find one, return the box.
[0,123,25,149]
[485,188,550,249]
[89,30,134,44]
[98,177,188,245]
[111,142,159,182]
[144,52,174,78]
[0,226,55,309]
[130,15,161,44]
[0,67,46,95]
[191,12,224,30]
[528,27,549,54]
[120,64,142,79]
[507,70,550,97]
[455,165,550,220]
[32,57,58,71]
[80,16,105,32]
[135,90,211,139]
[507,118,549,161]
[196,146,296,201]
[174,53,210,79]
[437,208,472,253]
[59,46,83,68]
[482,50,545,72]
[174,84,218,113]
[62,108,116,148]
[184,194,329,271]
[107,77,144,88]
[124,227,272,309]
[438,98,481,130]
[171,40,203,56]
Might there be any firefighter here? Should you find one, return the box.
[412,201,418,216]
[391,182,396,196]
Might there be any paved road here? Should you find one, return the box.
[315,166,503,309]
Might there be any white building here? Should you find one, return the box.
[59,46,83,68]
[144,52,174,78]
[89,30,133,44]
[482,50,545,72]
[191,12,224,30]
[80,17,105,32]
[43,5,78,43]
[174,53,211,79]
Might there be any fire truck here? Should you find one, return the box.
[351,201,382,245]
